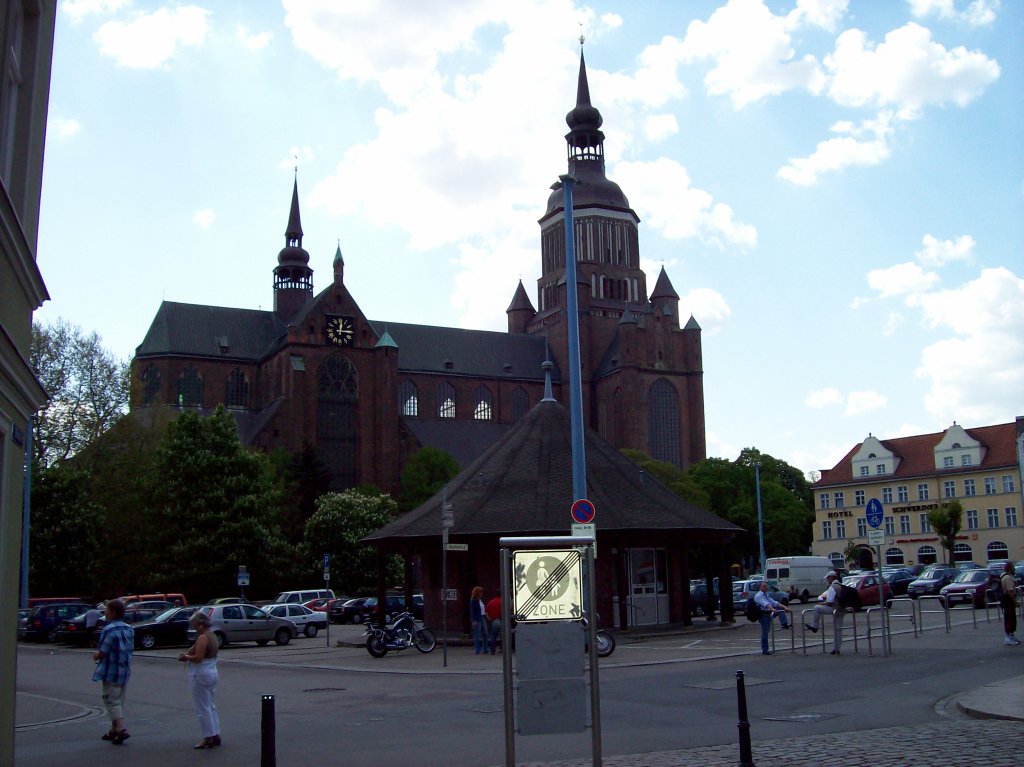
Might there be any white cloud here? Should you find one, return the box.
[777,110,894,185]
[236,24,271,51]
[677,287,731,334]
[94,6,210,69]
[866,262,940,299]
[193,208,215,228]
[914,233,975,267]
[845,389,887,416]
[806,387,843,408]
[908,0,999,27]
[49,117,81,139]
[680,0,825,108]
[643,114,679,141]
[882,311,904,336]
[62,0,130,23]
[787,0,850,32]
[706,429,739,461]
[825,23,999,114]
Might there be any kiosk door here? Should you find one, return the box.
[627,548,669,626]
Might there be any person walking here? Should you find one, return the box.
[805,571,845,655]
[92,599,133,745]
[999,562,1020,646]
[178,611,221,748]
[485,590,502,655]
[469,586,487,654]
[754,581,791,654]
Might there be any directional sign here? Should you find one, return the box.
[570,498,596,524]
[867,529,885,546]
[445,543,469,551]
[511,549,583,622]
[865,498,884,529]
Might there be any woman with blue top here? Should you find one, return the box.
[469,586,487,654]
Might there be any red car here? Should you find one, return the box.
[304,597,344,613]
[841,574,892,607]
[939,569,998,608]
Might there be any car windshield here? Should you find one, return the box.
[153,608,180,622]
[954,570,987,583]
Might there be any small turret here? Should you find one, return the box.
[273,175,314,321]
[506,279,536,334]
[333,241,344,285]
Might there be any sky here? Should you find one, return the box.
[36,0,1023,479]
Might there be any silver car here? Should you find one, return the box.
[188,604,297,648]
[264,603,329,638]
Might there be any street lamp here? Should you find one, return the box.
[755,462,766,575]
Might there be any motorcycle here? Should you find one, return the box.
[365,611,437,657]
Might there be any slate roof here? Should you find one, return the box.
[135,302,285,360]
[403,418,513,469]
[366,398,740,543]
[814,421,1019,488]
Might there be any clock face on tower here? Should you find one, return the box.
[325,315,355,347]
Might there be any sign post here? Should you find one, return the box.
[322,554,331,647]
[441,489,453,668]
[237,565,249,601]
[865,499,889,653]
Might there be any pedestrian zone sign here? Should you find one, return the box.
[511,549,583,622]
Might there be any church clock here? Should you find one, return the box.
[325,315,355,347]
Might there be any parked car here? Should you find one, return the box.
[133,606,198,650]
[21,602,93,643]
[883,568,917,596]
[56,607,105,646]
[360,594,425,623]
[689,583,730,617]
[264,603,329,637]
[841,574,891,607]
[188,603,297,648]
[906,565,959,598]
[271,589,335,605]
[304,597,346,613]
[208,597,251,605]
[120,592,188,606]
[940,569,997,608]
[732,579,789,605]
[330,597,370,624]
[956,561,979,571]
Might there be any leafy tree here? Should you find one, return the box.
[304,490,400,594]
[148,406,293,601]
[30,319,130,466]
[270,443,333,545]
[928,500,964,565]
[399,447,459,512]
[29,463,103,597]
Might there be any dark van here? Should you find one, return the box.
[21,602,93,643]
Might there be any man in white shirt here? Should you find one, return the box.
[754,581,791,654]
[805,571,845,655]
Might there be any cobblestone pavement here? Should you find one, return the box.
[509,718,1023,767]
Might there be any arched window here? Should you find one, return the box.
[473,385,493,420]
[399,379,418,417]
[647,378,681,467]
[438,382,455,419]
[986,540,1009,560]
[512,387,529,421]
[917,545,938,565]
[177,366,203,407]
[141,364,160,406]
[317,354,358,489]
[884,547,904,565]
[953,542,973,562]
[225,368,249,409]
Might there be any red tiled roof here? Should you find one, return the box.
[814,420,1019,488]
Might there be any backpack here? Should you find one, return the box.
[744,597,760,622]
[836,583,862,610]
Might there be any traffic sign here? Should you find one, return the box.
[570,498,596,524]
[865,498,884,529]
[441,588,458,601]
[511,549,583,621]
[445,543,469,551]
[868,529,885,546]
[322,553,330,569]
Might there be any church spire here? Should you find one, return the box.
[285,173,303,245]
[274,173,313,321]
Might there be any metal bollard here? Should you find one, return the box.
[261,694,276,767]
[736,670,755,767]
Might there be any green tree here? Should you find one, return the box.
[30,319,130,466]
[928,500,964,565]
[29,463,104,597]
[148,406,293,601]
[304,490,400,594]
[399,447,459,512]
[270,443,333,545]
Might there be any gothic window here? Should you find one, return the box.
[225,368,249,409]
[399,379,418,417]
[438,382,455,419]
[512,387,529,421]
[141,364,160,406]
[473,385,493,420]
[176,366,203,407]
[647,378,681,467]
[317,354,358,490]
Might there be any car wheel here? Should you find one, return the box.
[304,624,319,638]
[214,631,227,649]
[274,628,291,646]
[140,633,156,650]
[801,590,811,603]
[45,629,58,643]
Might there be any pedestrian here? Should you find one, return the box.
[178,611,221,749]
[485,590,502,654]
[469,586,487,654]
[805,571,845,655]
[755,581,791,655]
[92,598,133,744]
[999,562,1020,646]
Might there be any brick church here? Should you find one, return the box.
[131,53,707,494]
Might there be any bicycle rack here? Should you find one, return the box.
[887,597,916,638]
[917,594,952,632]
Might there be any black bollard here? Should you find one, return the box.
[735,670,755,767]
[261,694,276,767]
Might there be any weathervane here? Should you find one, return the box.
[579,22,585,49]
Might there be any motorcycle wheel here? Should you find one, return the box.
[595,630,615,658]
[366,634,388,658]
[414,627,437,653]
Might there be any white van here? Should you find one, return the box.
[272,589,335,605]
[764,556,835,603]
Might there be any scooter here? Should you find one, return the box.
[364,611,437,657]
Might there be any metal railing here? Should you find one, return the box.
[799,606,857,655]
[887,597,916,638]
[864,606,890,656]
[917,594,954,632]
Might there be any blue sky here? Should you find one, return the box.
[36,0,1023,478]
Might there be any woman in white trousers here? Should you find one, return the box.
[178,611,221,749]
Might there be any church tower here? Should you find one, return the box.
[273,176,314,321]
